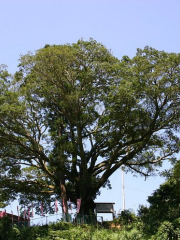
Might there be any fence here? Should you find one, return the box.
[15,213,102,228]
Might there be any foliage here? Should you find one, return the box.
[0,217,13,240]
[1,40,180,213]
[4,215,180,240]
[117,209,136,225]
[0,220,145,240]
[106,209,137,229]
[150,221,180,240]
[138,160,180,237]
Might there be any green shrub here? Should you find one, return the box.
[49,221,73,231]
[3,217,174,240]
[153,221,178,240]
[0,217,13,240]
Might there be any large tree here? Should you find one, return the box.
[0,39,180,214]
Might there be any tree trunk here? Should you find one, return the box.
[60,178,68,213]
[79,198,96,215]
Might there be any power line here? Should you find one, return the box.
[125,186,151,194]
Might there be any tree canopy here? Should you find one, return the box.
[0,39,180,214]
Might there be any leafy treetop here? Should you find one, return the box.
[0,39,180,214]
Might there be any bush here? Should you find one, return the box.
[0,217,13,240]
[152,221,180,240]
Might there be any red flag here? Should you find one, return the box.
[77,199,81,213]
[55,199,58,213]
[62,198,67,213]
[17,206,19,221]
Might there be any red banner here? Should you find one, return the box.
[55,199,58,213]
[77,199,81,213]
[62,198,67,213]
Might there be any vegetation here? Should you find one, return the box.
[0,39,180,214]
[0,213,145,240]
[0,210,175,240]
[138,160,180,238]
[1,200,180,239]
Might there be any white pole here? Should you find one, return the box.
[121,167,125,211]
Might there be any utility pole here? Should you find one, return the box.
[121,167,125,211]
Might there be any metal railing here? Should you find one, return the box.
[15,213,102,228]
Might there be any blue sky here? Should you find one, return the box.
[1,0,180,219]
